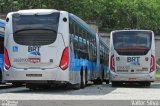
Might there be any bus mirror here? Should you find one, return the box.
[6,18,9,22]
[63,17,67,22]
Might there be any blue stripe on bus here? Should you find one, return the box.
[69,50,98,72]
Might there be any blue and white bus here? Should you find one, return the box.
[109,30,156,87]
[0,19,5,83]
[4,9,109,89]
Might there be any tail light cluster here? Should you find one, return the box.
[59,47,69,70]
[110,55,115,72]
[150,55,155,73]
[4,47,11,70]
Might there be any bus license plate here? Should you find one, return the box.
[128,78,137,81]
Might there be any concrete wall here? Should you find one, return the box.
[155,37,160,59]
[100,33,160,60]
[88,22,98,33]
[0,14,6,19]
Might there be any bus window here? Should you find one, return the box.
[113,31,152,55]
[12,12,60,46]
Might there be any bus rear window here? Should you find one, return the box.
[12,12,60,46]
[113,31,152,55]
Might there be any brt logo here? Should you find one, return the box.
[127,57,140,65]
[28,46,40,52]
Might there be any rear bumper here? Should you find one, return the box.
[109,71,156,82]
[4,67,69,83]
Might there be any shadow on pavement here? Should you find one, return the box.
[5,83,116,96]
[110,81,160,89]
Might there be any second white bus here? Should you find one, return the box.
[109,30,156,87]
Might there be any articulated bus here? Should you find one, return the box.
[109,30,156,87]
[4,9,109,89]
[0,19,5,83]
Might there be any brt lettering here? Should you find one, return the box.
[28,46,40,52]
[127,57,140,63]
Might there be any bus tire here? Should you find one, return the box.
[85,68,88,85]
[12,82,23,86]
[93,78,102,85]
[140,82,151,87]
[72,83,80,90]
[105,80,110,84]
[102,70,104,82]
[80,69,85,89]
[146,82,151,87]
[112,81,118,87]
[26,83,38,90]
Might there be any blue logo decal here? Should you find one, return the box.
[28,46,41,56]
[128,61,140,66]
[29,51,41,56]
[13,46,18,52]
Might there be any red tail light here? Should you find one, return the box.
[4,47,11,70]
[59,47,69,70]
[110,55,115,72]
[150,55,155,72]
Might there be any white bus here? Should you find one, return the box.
[4,9,109,89]
[109,30,156,87]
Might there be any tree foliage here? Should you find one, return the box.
[0,0,160,34]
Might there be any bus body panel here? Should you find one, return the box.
[5,67,70,82]
[5,10,70,83]
[5,33,64,69]
[68,14,97,84]
[109,30,156,82]
[114,51,151,74]
[110,70,156,81]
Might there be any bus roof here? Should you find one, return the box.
[111,30,153,33]
[17,9,59,15]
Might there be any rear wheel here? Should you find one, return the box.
[146,82,151,87]
[85,68,88,85]
[26,83,39,90]
[12,82,24,86]
[72,83,80,90]
[80,69,85,89]
[112,81,117,87]
[140,82,151,87]
[93,78,102,85]
[102,70,104,82]
[105,80,110,84]
[72,68,86,90]
[112,81,122,87]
